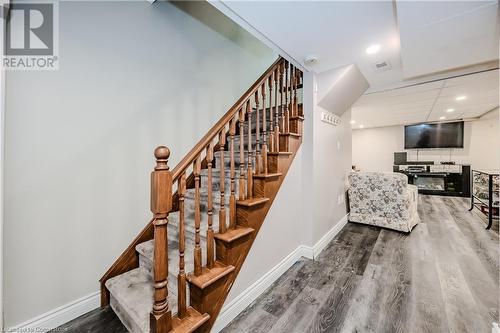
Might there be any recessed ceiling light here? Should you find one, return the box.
[359,124,365,129]
[456,95,467,101]
[446,108,455,113]
[365,44,381,55]
[439,116,446,120]
[350,120,356,124]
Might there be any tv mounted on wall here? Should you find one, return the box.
[404,121,464,149]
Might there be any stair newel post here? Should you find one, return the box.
[150,146,173,333]
[274,67,280,153]
[261,82,268,174]
[284,60,290,133]
[206,144,215,269]
[268,73,274,153]
[193,156,202,276]
[177,172,187,319]
[238,107,246,201]
[254,90,262,174]
[218,130,227,234]
[246,100,254,199]
[229,116,237,229]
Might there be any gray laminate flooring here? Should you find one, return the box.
[54,195,498,332]
[222,195,499,333]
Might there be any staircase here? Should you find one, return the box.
[100,57,304,333]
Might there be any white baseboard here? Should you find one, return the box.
[6,291,100,332]
[312,214,348,259]
[212,214,348,332]
[6,215,349,333]
[211,244,312,332]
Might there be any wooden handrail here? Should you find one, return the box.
[171,57,284,182]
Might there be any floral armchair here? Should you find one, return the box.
[347,172,419,233]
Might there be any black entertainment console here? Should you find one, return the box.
[393,152,470,197]
[394,164,471,197]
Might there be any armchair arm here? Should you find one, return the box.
[407,184,418,204]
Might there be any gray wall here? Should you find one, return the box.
[3,1,276,327]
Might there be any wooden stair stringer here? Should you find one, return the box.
[197,136,302,332]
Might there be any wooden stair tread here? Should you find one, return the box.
[253,172,282,179]
[214,227,254,243]
[187,261,235,289]
[171,307,210,333]
[236,197,270,207]
[268,151,293,156]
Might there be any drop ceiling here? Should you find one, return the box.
[351,69,499,129]
[214,1,498,92]
[214,0,499,128]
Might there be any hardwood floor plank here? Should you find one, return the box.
[306,226,380,333]
[338,263,383,333]
[269,285,325,333]
[339,230,402,333]
[307,272,363,333]
[221,306,279,333]
[444,197,500,286]
[374,232,412,333]
[308,229,367,290]
[426,197,487,333]
[441,197,499,326]
[407,222,449,333]
[261,260,316,317]
[51,306,127,333]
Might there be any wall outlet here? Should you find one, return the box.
[337,194,343,205]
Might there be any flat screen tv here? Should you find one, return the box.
[404,121,464,149]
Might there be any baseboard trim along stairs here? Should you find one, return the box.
[6,215,348,333]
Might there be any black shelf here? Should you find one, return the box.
[469,169,499,230]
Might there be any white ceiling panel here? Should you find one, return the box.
[397,1,499,78]
[217,0,499,92]
[221,1,402,90]
[352,69,499,128]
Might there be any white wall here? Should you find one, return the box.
[312,90,352,242]
[3,1,276,328]
[352,109,500,172]
[225,146,306,301]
